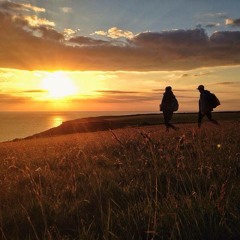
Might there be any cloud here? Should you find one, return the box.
[73,89,159,103]
[152,88,194,93]
[0,1,240,72]
[179,71,213,78]
[131,29,208,47]
[100,90,197,104]
[0,93,30,104]
[90,94,159,103]
[63,28,77,39]
[23,15,55,27]
[108,27,134,39]
[20,3,45,13]
[93,27,134,39]
[226,18,240,26]
[0,70,14,78]
[23,90,47,93]
[215,82,239,85]
[0,1,45,13]
[68,36,109,46]
[95,90,141,94]
[210,31,240,44]
[36,26,64,41]
[202,12,227,19]
[61,7,72,13]
[205,22,220,28]
[93,30,107,36]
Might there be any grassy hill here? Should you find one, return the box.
[19,111,240,140]
[0,118,240,239]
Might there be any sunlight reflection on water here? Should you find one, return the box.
[0,111,151,142]
[51,116,65,127]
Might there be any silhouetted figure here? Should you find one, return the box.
[197,85,219,128]
[160,86,179,132]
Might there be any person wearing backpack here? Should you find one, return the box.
[197,85,219,128]
[160,86,179,132]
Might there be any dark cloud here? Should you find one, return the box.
[215,82,239,85]
[152,89,194,93]
[210,31,240,44]
[193,72,212,77]
[0,1,25,12]
[205,23,220,28]
[215,13,228,19]
[69,36,109,46]
[95,90,141,94]
[179,71,212,78]
[0,1,34,12]
[131,28,208,47]
[0,1,45,16]
[89,94,159,103]
[36,26,64,41]
[176,95,198,99]
[70,90,160,103]
[0,1,240,71]
[105,92,159,103]
[23,90,47,93]
[0,93,30,104]
[74,91,198,103]
[202,13,227,19]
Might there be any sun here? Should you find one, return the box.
[41,71,77,99]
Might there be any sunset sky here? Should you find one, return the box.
[0,0,240,112]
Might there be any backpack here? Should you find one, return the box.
[206,92,220,108]
[172,97,179,112]
[159,97,178,112]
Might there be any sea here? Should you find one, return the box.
[0,111,156,142]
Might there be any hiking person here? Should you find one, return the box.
[197,85,220,128]
[160,86,179,132]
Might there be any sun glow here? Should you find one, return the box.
[42,72,77,99]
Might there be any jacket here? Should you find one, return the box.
[160,92,177,112]
[199,90,213,113]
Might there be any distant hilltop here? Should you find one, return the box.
[22,114,161,140]
[12,112,240,141]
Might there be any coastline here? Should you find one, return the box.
[11,111,240,142]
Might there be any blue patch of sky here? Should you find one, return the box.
[14,0,240,36]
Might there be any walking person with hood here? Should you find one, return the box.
[197,85,220,128]
[160,86,179,132]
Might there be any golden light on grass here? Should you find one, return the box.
[41,71,77,99]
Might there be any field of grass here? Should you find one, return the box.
[0,120,240,239]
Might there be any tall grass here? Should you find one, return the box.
[0,122,240,239]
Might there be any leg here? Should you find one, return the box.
[206,111,219,125]
[168,123,178,130]
[164,111,177,131]
[198,111,204,128]
[163,111,170,131]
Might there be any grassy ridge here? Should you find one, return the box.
[22,111,240,140]
[0,121,240,239]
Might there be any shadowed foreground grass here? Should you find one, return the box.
[0,121,240,239]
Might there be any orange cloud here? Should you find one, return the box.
[23,15,55,27]
[226,18,240,26]
[93,27,134,39]
[0,93,31,104]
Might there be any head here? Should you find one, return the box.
[165,86,172,92]
[197,85,204,92]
